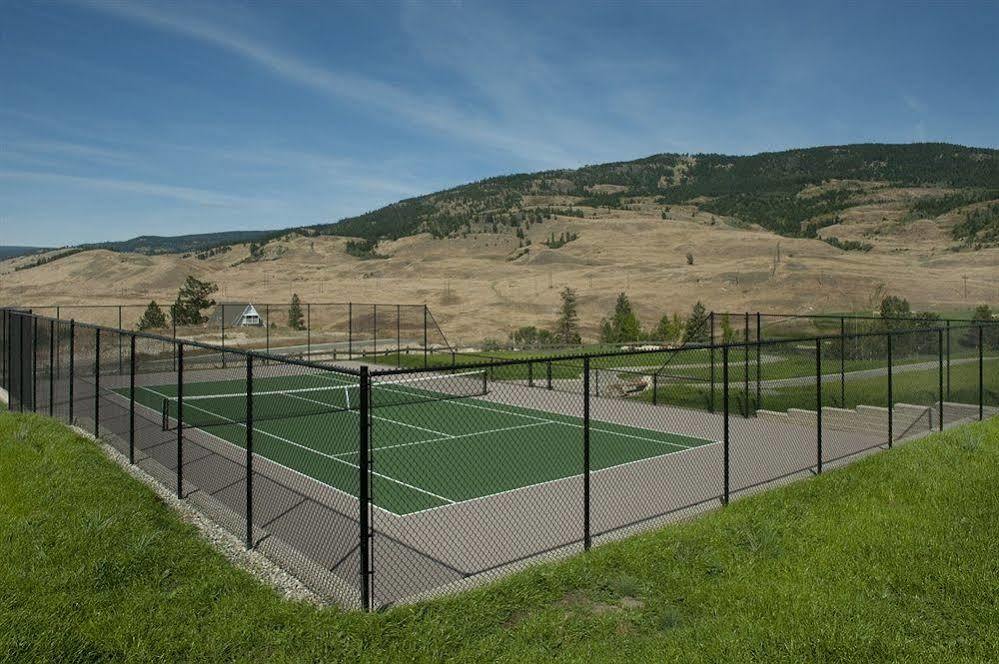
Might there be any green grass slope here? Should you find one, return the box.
[1,412,997,662]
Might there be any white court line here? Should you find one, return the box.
[279,390,454,438]
[120,387,404,518]
[336,420,555,457]
[140,385,455,505]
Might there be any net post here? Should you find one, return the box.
[583,356,591,551]
[93,328,101,437]
[48,319,54,417]
[755,312,761,411]
[816,337,822,474]
[723,345,729,505]
[176,343,184,499]
[887,333,893,449]
[246,354,254,550]
[69,320,75,423]
[709,312,716,413]
[129,334,136,464]
[358,365,372,612]
[938,328,944,431]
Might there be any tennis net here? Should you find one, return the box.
[161,370,488,430]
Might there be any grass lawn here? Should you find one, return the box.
[1,412,998,662]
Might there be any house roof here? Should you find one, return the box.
[206,303,264,326]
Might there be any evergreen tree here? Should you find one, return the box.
[552,287,581,344]
[655,313,684,342]
[169,275,218,326]
[136,300,167,330]
[684,301,710,342]
[610,292,642,342]
[288,294,305,331]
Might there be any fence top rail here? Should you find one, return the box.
[0,308,363,376]
[366,321,996,377]
[713,310,985,324]
[11,301,432,310]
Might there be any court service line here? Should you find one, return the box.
[337,420,555,457]
[280,390,454,438]
[140,386,456,505]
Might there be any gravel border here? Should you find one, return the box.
[0,388,325,607]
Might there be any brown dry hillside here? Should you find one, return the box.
[2,196,996,343]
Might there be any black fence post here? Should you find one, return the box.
[583,357,591,551]
[945,320,951,400]
[840,317,846,407]
[756,312,762,410]
[94,329,100,437]
[129,334,136,464]
[979,326,984,421]
[348,302,354,360]
[652,373,658,406]
[722,345,730,505]
[69,320,75,423]
[527,362,534,387]
[306,303,312,361]
[118,305,123,374]
[396,304,401,368]
[422,305,428,369]
[358,365,371,612]
[373,304,377,358]
[246,355,254,549]
[709,312,716,413]
[887,333,894,449]
[264,304,271,362]
[816,337,822,474]
[743,313,750,417]
[546,361,553,390]
[937,328,944,432]
[48,320,54,417]
[176,343,184,499]
[221,308,226,368]
[171,317,177,371]
[32,317,37,413]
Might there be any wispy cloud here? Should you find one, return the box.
[75,0,577,168]
[0,170,268,207]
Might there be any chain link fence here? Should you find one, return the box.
[2,307,996,611]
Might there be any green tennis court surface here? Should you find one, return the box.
[120,371,714,515]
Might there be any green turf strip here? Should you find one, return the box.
[118,373,712,515]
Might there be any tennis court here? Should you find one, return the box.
[121,369,715,516]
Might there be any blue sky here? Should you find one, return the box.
[2,0,998,247]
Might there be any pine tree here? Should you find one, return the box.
[136,300,167,330]
[552,287,581,344]
[684,301,710,342]
[611,293,642,342]
[169,275,218,326]
[288,294,305,331]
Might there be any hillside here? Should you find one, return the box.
[2,143,998,342]
[0,246,50,261]
[304,143,999,247]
